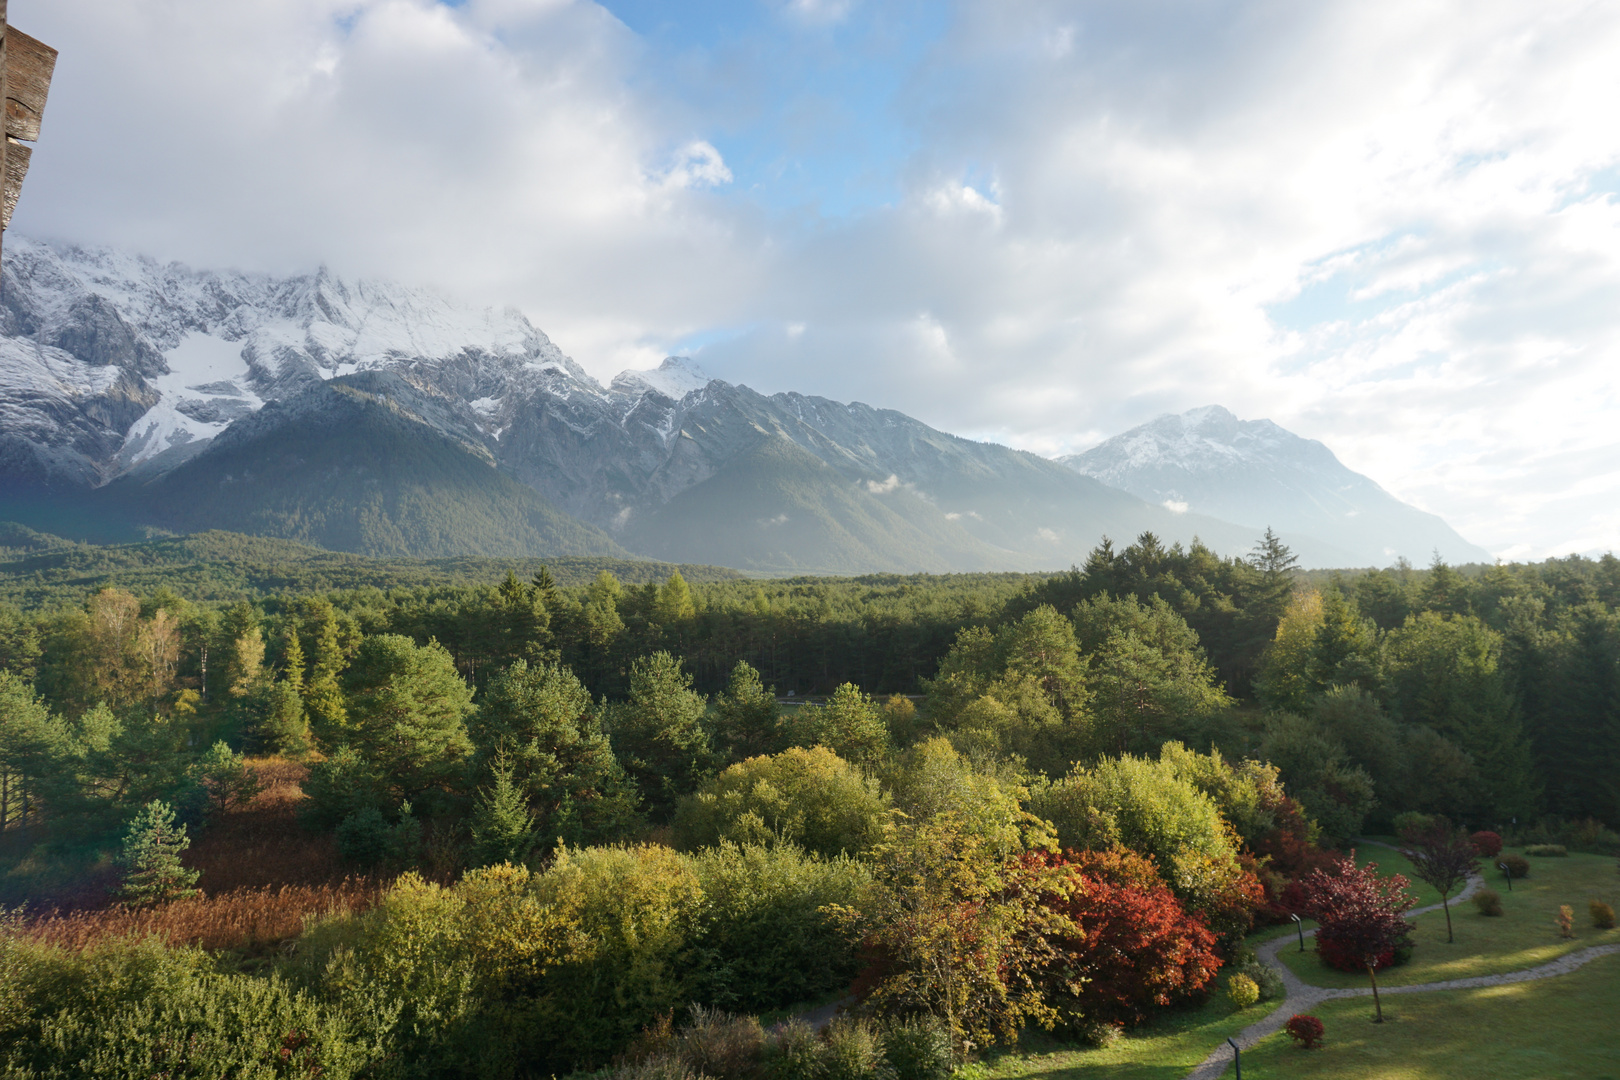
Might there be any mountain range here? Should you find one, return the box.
[0,238,1491,573]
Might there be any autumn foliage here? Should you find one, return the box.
[1469,831,1504,858]
[1294,853,1415,973]
[1027,848,1221,1028]
[1285,1014,1325,1049]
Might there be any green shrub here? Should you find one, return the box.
[1226,973,1260,1009]
[1590,900,1616,930]
[673,746,890,858]
[0,936,392,1078]
[879,1017,955,1080]
[766,1020,825,1080]
[1230,956,1285,1001]
[336,803,420,869]
[1498,854,1530,879]
[1391,811,1438,837]
[1511,817,1620,856]
[1473,888,1504,916]
[687,842,868,1013]
[821,1019,896,1080]
[677,1007,769,1080]
[1525,844,1567,857]
[1064,1019,1122,1048]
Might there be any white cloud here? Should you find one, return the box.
[17,0,1620,559]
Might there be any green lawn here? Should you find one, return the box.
[1236,951,1620,1079]
[1348,840,1444,909]
[1278,850,1620,988]
[980,994,1268,1080]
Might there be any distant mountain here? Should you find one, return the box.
[0,240,1443,571]
[106,373,628,559]
[1059,406,1492,566]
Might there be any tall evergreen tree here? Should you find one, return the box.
[468,755,537,867]
[605,651,712,818]
[117,799,200,907]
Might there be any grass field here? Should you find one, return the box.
[1278,849,1620,988]
[980,995,1267,1080]
[1237,951,1620,1079]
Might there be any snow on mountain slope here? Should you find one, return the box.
[1060,405,1491,566]
[609,356,710,401]
[0,238,620,484]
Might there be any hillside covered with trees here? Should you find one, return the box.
[0,526,1616,1076]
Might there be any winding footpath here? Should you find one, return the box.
[1182,844,1620,1080]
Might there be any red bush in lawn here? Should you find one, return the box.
[1026,847,1222,1028]
[1470,831,1503,858]
[1294,852,1415,1022]
[1295,852,1415,974]
[1285,1014,1325,1049]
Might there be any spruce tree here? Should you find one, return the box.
[468,756,537,866]
[117,800,200,907]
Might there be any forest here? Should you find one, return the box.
[0,526,1617,1078]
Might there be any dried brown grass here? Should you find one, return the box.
[11,757,393,953]
[183,757,356,893]
[17,877,384,952]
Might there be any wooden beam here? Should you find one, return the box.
[4,26,53,143]
[2,136,26,231]
[2,0,10,267]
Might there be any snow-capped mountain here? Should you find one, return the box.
[0,237,598,486]
[1059,405,1491,566]
[0,240,1478,570]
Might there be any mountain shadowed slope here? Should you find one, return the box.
[619,435,1031,575]
[1060,406,1491,566]
[107,374,627,560]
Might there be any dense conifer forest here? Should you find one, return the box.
[0,523,1616,1077]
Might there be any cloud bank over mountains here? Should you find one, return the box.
[14,0,1620,560]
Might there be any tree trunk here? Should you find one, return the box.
[1367,960,1383,1023]
[1442,893,1454,943]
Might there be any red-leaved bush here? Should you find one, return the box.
[1249,792,1344,923]
[1470,831,1504,858]
[1026,848,1222,1028]
[1294,852,1416,973]
[1285,1014,1325,1049]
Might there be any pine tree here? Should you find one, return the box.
[193,740,263,817]
[304,614,349,742]
[655,570,697,624]
[711,660,780,762]
[468,756,537,867]
[282,625,306,694]
[117,800,200,907]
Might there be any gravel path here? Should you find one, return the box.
[1182,842,1619,1080]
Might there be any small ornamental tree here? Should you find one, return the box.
[117,799,200,907]
[1027,847,1221,1029]
[1399,821,1478,944]
[1285,1014,1325,1049]
[1295,853,1415,1022]
[1470,830,1503,858]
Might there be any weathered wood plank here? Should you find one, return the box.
[4,26,55,143]
[2,137,28,231]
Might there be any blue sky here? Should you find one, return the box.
[14,0,1620,559]
[599,0,948,220]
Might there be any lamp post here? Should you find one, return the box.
[1290,912,1306,952]
[1227,1037,1242,1080]
[1498,861,1512,892]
